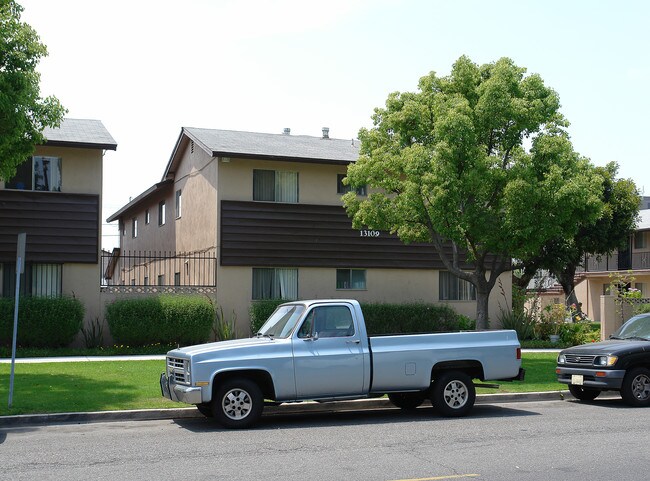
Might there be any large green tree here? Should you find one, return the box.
[343,56,603,329]
[0,0,66,181]
[514,162,639,310]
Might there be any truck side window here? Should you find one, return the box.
[301,306,355,338]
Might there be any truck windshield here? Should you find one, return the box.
[611,313,650,341]
[257,305,305,339]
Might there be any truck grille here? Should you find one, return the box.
[167,357,190,385]
[565,354,596,365]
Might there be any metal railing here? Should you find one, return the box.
[101,250,216,288]
[579,252,650,273]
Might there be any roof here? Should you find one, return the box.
[42,118,117,150]
[163,127,360,181]
[106,180,172,222]
[638,209,650,231]
[185,127,359,163]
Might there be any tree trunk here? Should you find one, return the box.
[475,285,490,330]
[556,266,579,310]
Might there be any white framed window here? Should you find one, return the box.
[336,174,367,196]
[132,218,138,238]
[439,271,476,301]
[158,201,166,226]
[253,169,298,203]
[5,156,62,192]
[145,209,150,225]
[175,189,182,218]
[336,269,366,289]
[252,268,298,300]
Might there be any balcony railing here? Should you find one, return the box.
[579,252,650,273]
[101,250,216,288]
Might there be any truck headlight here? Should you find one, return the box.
[594,355,618,367]
[557,354,566,364]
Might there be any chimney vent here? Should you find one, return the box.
[322,127,330,139]
[283,128,291,135]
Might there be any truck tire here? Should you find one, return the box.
[388,392,427,410]
[568,385,600,401]
[212,378,264,429]
[620,367,650,407]
[196,403,214,417]
[431,371,475,417]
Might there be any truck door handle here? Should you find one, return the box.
[346,340,360,344]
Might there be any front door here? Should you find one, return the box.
[292,304,365,398]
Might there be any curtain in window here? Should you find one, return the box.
[31,264,62,297]
[350,270,366,289]
[439,271,476,301]
[33,157,62,192]
[253,170,275,201]
[275,171,298,203]
[277,268,298,299]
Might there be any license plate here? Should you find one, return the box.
[571,374,584,386]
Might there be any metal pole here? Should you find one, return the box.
[9,233,26,408]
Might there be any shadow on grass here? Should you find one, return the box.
[0,372,156,416]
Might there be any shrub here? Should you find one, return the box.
[498,309,536,340]
[0,296,84,348]
[360,302,471,335]
[106,295,214,346]
[250,299,285,334]
[636,303,650,314]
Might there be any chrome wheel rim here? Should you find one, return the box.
[443,380,468,409]
[222,388,253,420]
[632,374,650,401]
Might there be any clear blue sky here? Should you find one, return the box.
[20,0,650,248]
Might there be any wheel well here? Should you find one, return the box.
[431,360,484,382]
[212,370,276,401]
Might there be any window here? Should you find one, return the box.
[158,201,166,226]
[157,274,165,286]
[336,174,367,196]
[175,189,182,218]
[253,169,298,203]
[298,305,355,338]
[634,231,646,249]
[439,271,476,301]
[145,209,150,225]
[132,218,138,238]
[252,268,298,300]
[1,263,62,297]
[174,272,181,286]
[144,276,149,286]
[336,269,366,289]
[5,156,62,192]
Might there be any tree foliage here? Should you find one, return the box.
[0,0,66,181]
[343,56,603,329]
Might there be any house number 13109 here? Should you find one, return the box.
[360,230,380,237]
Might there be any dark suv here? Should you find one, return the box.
[556,312,650,406]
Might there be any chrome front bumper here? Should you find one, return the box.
[160,373,203,404]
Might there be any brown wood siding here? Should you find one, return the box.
[220,200,478,269]
[0,190,99,263]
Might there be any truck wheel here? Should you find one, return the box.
[196,403,213,417]
[212,378,264,429]
[431,371,476,417]
[388,392,427,410]
[568,385,600,401]
[620,367,650,407]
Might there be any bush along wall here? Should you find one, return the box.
[0,296,84,348]
[106,295,214,347]
[249,299,475,337]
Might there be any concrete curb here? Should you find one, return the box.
[0,391,579,428]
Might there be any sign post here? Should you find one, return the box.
[9,233,26,408]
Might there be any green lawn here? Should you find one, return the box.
[0,352,562,416]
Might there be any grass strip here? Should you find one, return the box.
[0,353,562,416]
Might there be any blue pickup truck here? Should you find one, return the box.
[161,299,524,428]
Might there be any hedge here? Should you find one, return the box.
[250,299,475,336]
[0,296,84,348]
[106,295,214,346]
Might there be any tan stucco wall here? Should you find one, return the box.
[216,266,512,336]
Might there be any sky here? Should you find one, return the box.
[19,0,650,249]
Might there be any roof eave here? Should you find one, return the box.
[106,179,173,222]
